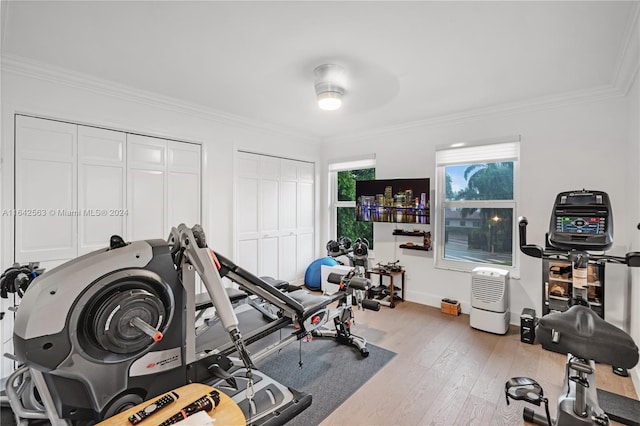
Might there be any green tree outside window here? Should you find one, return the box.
[444,161,514,265]
[336,168,375,249]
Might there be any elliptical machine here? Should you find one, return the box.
[505,190,640,425]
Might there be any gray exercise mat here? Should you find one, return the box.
[256,338,396,426]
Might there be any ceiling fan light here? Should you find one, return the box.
[317,91,343,111]
[314,64,346,111]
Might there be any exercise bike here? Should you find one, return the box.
[505,190,640,426]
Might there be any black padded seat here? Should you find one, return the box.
[537,305,639,369]
[286,289,333,314]
[195,287,248,311]
[260,276,290,291]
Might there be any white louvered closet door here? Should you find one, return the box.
[78,125,126,255]
[235,152,315,283]
[296,161,315,281]
[259,156,280,280]
[279,159,298,283]
[15,117,202,258]
[235,152,261,275]
[127,135,202,241]
[15,116,78,264]
[127,134,168,241]
[167,141,201,229]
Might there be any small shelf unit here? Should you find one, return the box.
[392,230,427,237]
[543,258,605,318]
[398,244,431,251]
[393,228,432,251]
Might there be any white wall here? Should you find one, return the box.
[322,95,635,325]
[627,51,640,392]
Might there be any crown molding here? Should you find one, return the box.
[329,4,640,144]
[328,84,622,144]
[0,54,320,145]
[1,1,9,50]
[611,2,640,96]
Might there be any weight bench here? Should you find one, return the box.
[260,276,303,293]
[192,252,376,362]
[215,257,335,330]
[195,277,301,312]
[212,253,379,356]
[194,287,250,337]
[195,286,249,311]
[195,272,335,350]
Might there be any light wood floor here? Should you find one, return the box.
[320,301,639,426]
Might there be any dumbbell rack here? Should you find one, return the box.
[365,268,405,308]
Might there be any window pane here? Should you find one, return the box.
[443,207,513,266]
[445,162,514,201]
[337,207,374,249]
[337,168,375,202]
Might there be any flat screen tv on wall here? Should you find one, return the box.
[356,178,430,224]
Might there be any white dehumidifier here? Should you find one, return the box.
[470,266,510,334]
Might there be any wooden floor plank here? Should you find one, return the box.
[454,394,498,426]
[320,301,638,426]
[469,327,517,403]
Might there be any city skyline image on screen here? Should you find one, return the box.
[356,178,430,223]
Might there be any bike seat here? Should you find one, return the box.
[537,305,639,369]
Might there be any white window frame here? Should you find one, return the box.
[328,156,376,254]
[435,137,520,276]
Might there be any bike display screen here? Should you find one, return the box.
[556,216,605,235]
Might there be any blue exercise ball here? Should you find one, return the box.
[304,257,339,290]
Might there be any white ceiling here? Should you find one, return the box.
[2,1,638,140]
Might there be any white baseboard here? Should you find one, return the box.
[405,290,471,315]
[405,290,523,325]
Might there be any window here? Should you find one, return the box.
[436,139,519,273]
[329,158,376,250]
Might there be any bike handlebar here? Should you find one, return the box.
[518,216,640,266]
[518,216,544,259]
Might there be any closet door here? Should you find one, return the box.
[15,116,77,263]
[78,126,126,254]
[236,152,260,275]
[168,141,201,228]
[296,161,315,281]
[279,159,298,282]
[127,135,167,241]
[234,152,315,283]
[259,156,280,279]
